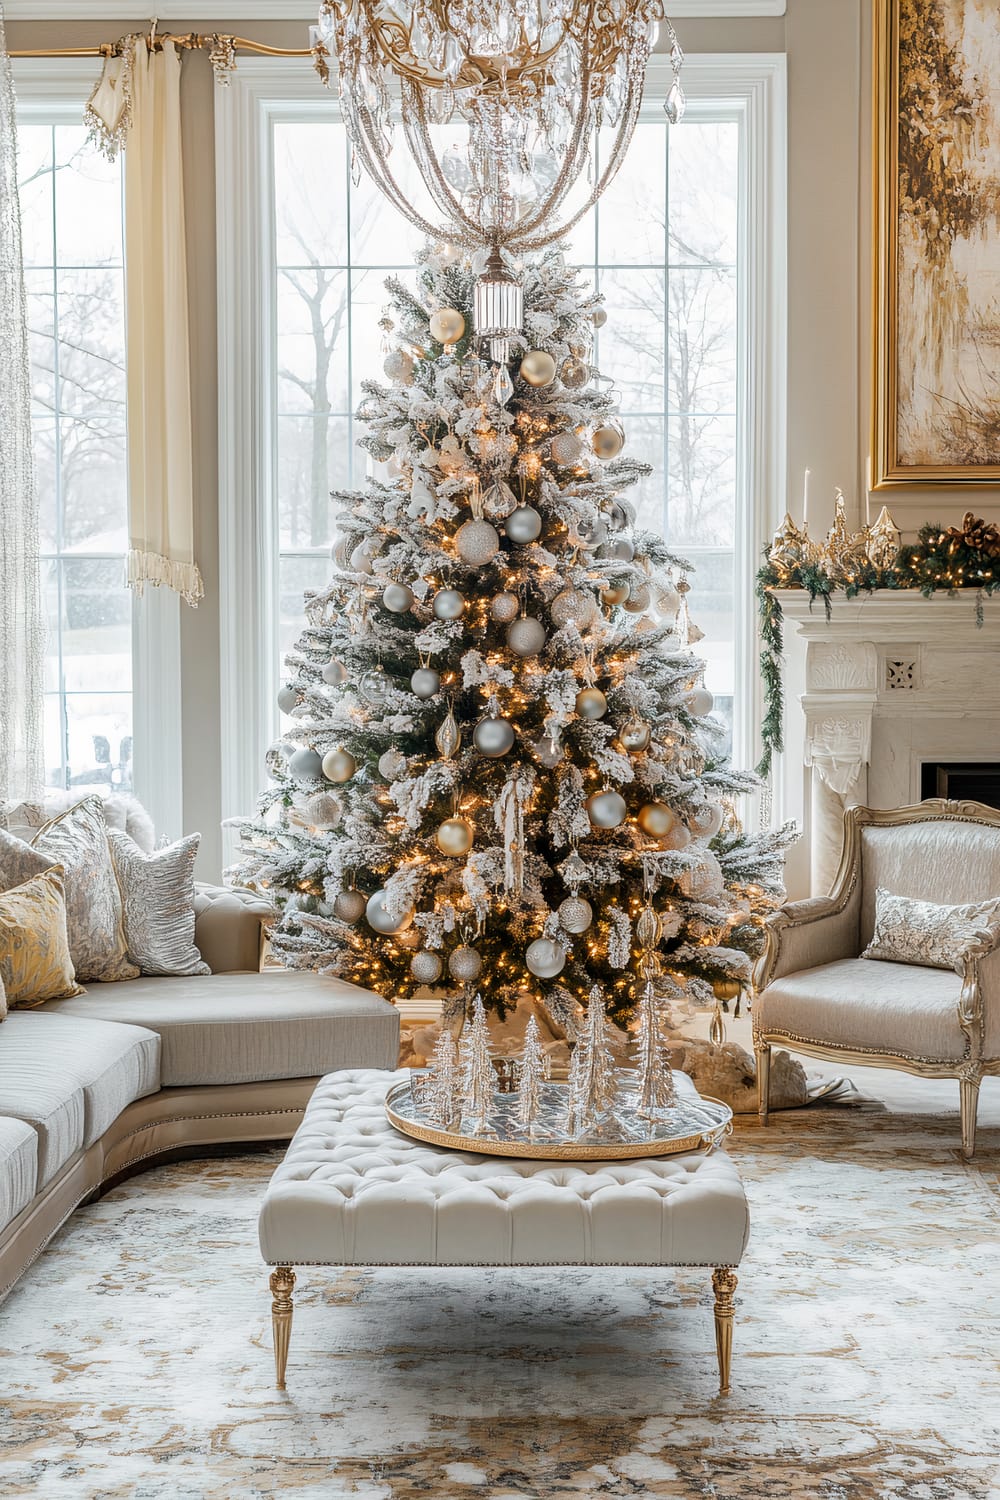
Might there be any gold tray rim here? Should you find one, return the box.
[384,1076,733,1161]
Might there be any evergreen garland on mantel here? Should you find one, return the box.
[756,511,1000,778]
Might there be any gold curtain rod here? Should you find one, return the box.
[10,33,316,61]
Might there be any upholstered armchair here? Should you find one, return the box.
[753,800,1000,1158]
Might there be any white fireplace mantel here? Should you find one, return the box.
[773,589,1000,897]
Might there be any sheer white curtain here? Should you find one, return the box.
[0,8,44,803]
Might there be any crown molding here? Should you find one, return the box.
[2,0,785,19]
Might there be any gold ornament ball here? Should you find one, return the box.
[585,789,628,828]
[637,801,678,839]
[620,718,651,753]
[575,686,608,720]
[490,591,520,623]
[448,944,482,981]
[322,747,357,783]
[333,887,366,924]
[519,349,557,386]
[429,307,465,344]
[712,976,743,1001]
[436,815,475,856]
[601,581,630,607]
[456,517,500,566]
[410,949,443,983]
[592,424,624,459]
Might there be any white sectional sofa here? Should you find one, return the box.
[0,883,399,1300]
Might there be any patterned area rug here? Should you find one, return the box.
[1,1103,998,1500]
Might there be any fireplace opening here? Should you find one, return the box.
[920,763,1000,810]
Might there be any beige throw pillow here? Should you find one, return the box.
[862,887,1000,974]
[0,866,84,1006]
[108,831,209,977]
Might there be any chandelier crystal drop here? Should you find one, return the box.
[316,0,685,256]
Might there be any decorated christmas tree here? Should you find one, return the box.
[238,242,791,1039]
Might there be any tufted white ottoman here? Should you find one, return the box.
[258,1069,750,1393]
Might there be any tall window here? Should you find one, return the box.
[270,105,742,753]
[17,120,132,794]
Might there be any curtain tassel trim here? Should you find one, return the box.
[127,548,204,607]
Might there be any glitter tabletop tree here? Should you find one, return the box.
[515,1014,551,1132]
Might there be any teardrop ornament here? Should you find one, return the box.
[435,707,461,759]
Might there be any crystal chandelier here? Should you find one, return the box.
[316,0,685,256]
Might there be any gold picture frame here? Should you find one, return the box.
[873,0,1000,488]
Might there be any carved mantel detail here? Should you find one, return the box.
[804,714,872,797]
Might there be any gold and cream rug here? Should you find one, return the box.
[1,1101,998,1500]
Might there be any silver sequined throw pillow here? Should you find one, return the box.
[108,831,209,977]
[862,886,1000,973]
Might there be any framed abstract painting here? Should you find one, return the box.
[873,0,1000,486]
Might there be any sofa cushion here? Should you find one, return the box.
[0,867,84,1006]
[36,971,400,1087]
[0,1013,160,1183]
[193,885,273,974]
[0,1117,38,1233]
[756,956,968,1063]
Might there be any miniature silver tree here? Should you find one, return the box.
[568,986,618,1136]
[633,981,677,1116]
[425,1026,462,1129]
[515,1014,551,1132]
[459,993,496,1133]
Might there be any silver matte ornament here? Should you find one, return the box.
[433,588,466,620]
[382,582,414,613]
[456,517,500,565]
[366,889,415,934]
[288,747,323,781]
[277,684,299,715]
[519,349,557,386]
[605,536,635,562]
[378,748,407,780]
[410,667,440,699]
[322,747,357,783]
[473,716,515,757]
[410,949,444,983]
[322,658,348,686]
[333,888,367,924]
[505,505,543,543]
[585,789,628,828]
[687,686,714,716]
[691,801,725,840]
[506,616,546,657]
[448,944,482,981]
[490,591,519,623]
[525,937,566,979]
[575,686,608,720]
[559,895,593,933]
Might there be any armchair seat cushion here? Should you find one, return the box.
[756,957,968,1063]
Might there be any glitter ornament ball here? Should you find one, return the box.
[301,792,342,829]
[585,789,628,828]
[638,801,678,839]
[366,889,414,934]
[429,307,466,344]
[687,687,715,716]
[277,684,298,714]
[575,686,608,720]
[558,895,593,934]
[601,582,630,607]
[525,937,566,979]
[560,356,590,389]
[383,349,414,384]
[551,587,599,629]
[288,747,323,781]
[436,816,475,856]
[382,582,414,613]
[505,505,543,543]
[322,658,348,686]
[624,583,651,614]
[473,716,515,757]
[550,430,584,466]
[490,591,520,623]
[433,588,466,620]
[333,888,367,923]
[410,949,443,983]
[378,748,406,780]
[448,945,482,981]
[620,718,652,753]
[410,667,440,699]
[322,747,356,783]
[592,424,625,459]
[456,517,500,566]
[506,616,546,657]
[519,349,557,386]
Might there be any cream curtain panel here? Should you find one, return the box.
[0,9,44,802]
[123,39,204,607]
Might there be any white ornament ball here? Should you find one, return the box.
[436,815,475,856]
[473,717,515,757]
[585,789,628,828]
[429,306,465,344]
[551,587,599,630]
[322,658,348,686]
[433,588,466,620]
[366,889,415,934]
[277,684,299,714]
[383,349,414,384]
[350,543,374,574]
[575,686,608,720]
[525,937,566,979]
[550,430,584,466]
[519,349,557,386]
[592,424,624,459]
[505,505,543,543]
[691,801,725,841]
[302,792,342,829]
[591,306,608,328]
[333,888,366,924]
[448,945,482,981]
[410,667,440,699]
[322,747,357,783]
[382,582,414,613]
[410,949,443,983]
[456,517,500,566]
[490,591,520,623]
[623,582,651,614]
[558,896,593,934]
[378,748,407,780]
[687,686,715,717]
[288,747,323,781]
[506,616,546,657]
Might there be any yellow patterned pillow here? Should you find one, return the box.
[0,866,84,1007]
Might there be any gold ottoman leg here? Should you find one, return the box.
[712,1267,738,1395]
[269,1266,296,1389]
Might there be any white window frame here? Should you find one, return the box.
[216,54,786,838]
[11,59,185,840]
